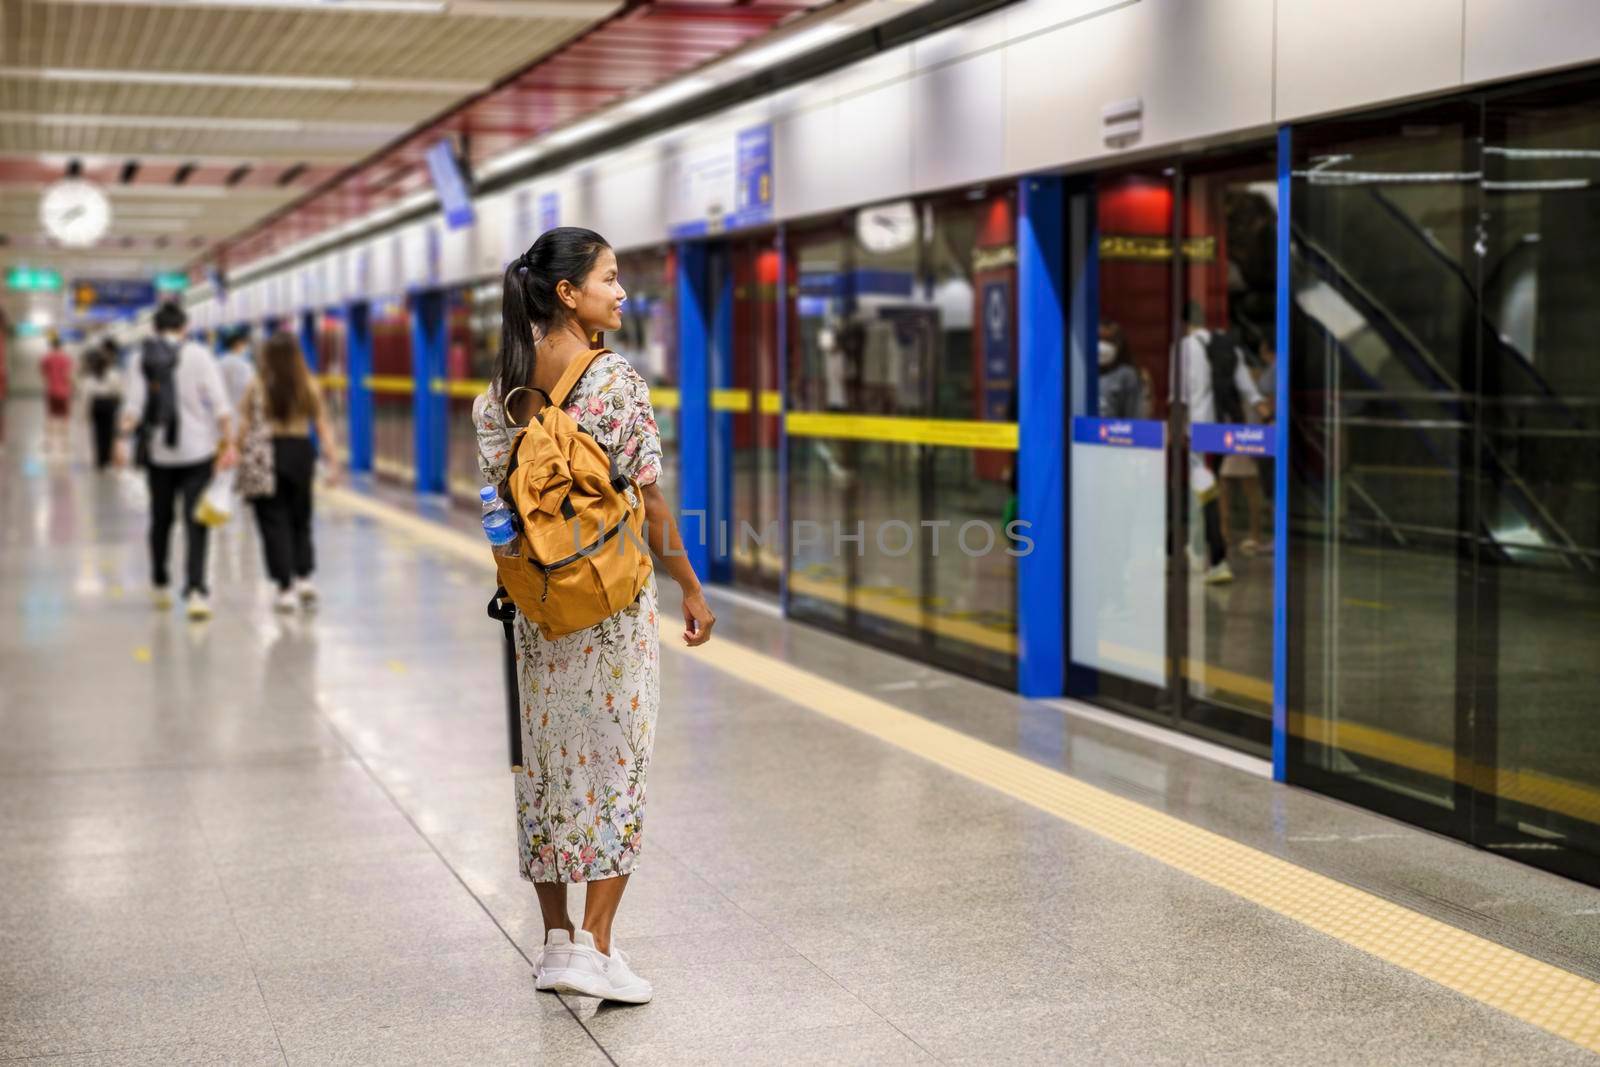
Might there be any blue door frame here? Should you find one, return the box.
[1016,175,1068,698]
[674,242,713,582]
[410,291,448,494]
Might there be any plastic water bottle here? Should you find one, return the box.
[481,486,519,558]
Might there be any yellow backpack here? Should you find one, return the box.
[492,349,653,640]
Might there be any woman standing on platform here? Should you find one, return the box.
[473,227,714,1006]
[237,332,339,613]
[81,340,124,471]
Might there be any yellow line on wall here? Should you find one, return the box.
[786,411,1018,450]
[318,482,1600,1057]
[364,374,414,395]
[430,377,489,399]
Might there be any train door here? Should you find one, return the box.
[614,248,679,517]
[370,298,415,484]
[1069,146,1278,753]
[707,236,782,594]
[443,281,500,503]
[315,309,350,464]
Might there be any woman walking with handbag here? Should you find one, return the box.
[236,332,339,613]
[473,227,715,1005]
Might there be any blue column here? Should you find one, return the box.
[299,311,319,372]
[1272,125,1292,782]
[675,242,712,583]
[775,227,791,613]
[410,291,448,494]
[346,302,374,474]
[1017,175,1068,698]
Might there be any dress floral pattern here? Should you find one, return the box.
[473,351,664,884]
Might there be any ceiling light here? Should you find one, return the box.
[37,0,448,12]
[543,117,613,149]
[478,143,543,181]
[0,66,482,95]
[4,112,408,135]
[730,23,848,70]
[621,77,715,117]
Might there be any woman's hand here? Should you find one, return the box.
[680,589,715,647]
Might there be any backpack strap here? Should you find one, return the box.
[550,347,612,409]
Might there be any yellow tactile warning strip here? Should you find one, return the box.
[322,486,1600,1055]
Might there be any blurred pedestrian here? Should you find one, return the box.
[39,333,74,458]
[216,327,255,413]
[236,331,338,613]
[80,338,124,471]
[1097,321,1144,419]
[119,303,235,620]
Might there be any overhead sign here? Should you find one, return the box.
[424,139,476,230]
[734,123,773,227]
[669,122,775,238]
[72,277,157,321]
[7,267,63,292]
[154,271,188,292]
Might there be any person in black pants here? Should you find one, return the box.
[117,303,235,619]
[237,332,339,613]
[148,459,216,595]
[82,340,124,470]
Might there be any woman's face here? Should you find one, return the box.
[563,246,625,335]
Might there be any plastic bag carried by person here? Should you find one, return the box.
[193,468,237,527]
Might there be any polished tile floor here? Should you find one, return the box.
[3,403,1599,1065]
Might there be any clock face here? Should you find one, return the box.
[856,200,917,255]
[40,179,112,248]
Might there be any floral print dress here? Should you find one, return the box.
[473,351,664,884]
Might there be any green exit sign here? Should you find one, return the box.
[7,267,63,292]
[154,271,189,292]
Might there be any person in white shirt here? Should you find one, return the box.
[215,328,256,413]
[1177,302,1269,584]
[117,303,236,619]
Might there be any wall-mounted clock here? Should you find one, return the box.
[40,179,112,248]
[855,200,918,255]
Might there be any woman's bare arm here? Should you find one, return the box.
[641,482,714,646]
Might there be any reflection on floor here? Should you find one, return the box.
[5,401,1600,1065]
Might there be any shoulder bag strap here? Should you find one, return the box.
[549,347,612,409]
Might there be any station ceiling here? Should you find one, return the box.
[0,0,830,331]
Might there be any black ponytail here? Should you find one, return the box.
[495,226,610,399]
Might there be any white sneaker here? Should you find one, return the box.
[185,592,213,620]
[274,589,297,614]
[594,939,653,1004]
[152,587,174,610]
[534,929,576,992]
[546,931,653,1004]
[1204,560,1235,585]
[542,930,613,1000]
[295,578,318,605]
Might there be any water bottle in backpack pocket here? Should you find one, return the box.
[481,485,521,558]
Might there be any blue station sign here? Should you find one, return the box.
[1191,422,1277,457]
[1072,416,1164,450]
